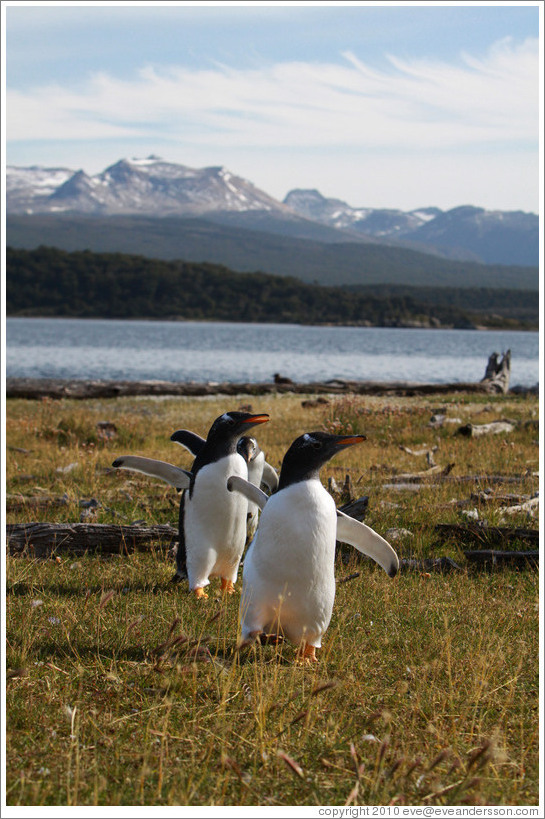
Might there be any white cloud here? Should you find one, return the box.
[7,38,539,150]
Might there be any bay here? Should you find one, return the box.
[5,317,540,387]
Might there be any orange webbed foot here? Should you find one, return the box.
[193,586,208,599]
[220,578,236,595]
[296,643,318,664]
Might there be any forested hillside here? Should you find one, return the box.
[6,246,538,330]
[6,214,539,291]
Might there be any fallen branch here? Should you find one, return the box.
[386,474,536,490]
[470,491,535,505]
[456,420,515,438]
[399,445,437,458]
[450,474,537,485]
[439,491,538,510]
[398,557,463,573]
[6,494,70,512]
[7,522,178,557]
[464,550,539,569]
[499,496,539,517]
[387,463,455,483]
[435,523,539,547]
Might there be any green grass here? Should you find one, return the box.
[5,392,540,806]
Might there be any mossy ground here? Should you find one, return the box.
[5,392,540,807]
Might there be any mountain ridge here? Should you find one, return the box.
[6,156,538,266]
[283,189,538,266]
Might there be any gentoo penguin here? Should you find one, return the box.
[171,430,278,543]
[171,430,278,493]
[113,411,269,597]
[228,431,398,662]
[235,436,278,542]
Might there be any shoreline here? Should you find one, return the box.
[6,315,538,332]
[6,377,538,400]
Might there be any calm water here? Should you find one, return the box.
[5,318,540,387]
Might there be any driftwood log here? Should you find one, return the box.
[6,494,72,512]
[6,522,178,558]
[398,556,463,573]
[6,377,501,401]
[500,496,539,518]
[469,491,536,505]
[480,349,511,394]
[456,420,515,438]
[450,474,538,485]
[399,552,538,572]
[338,556,465,578]
[387,463,455,483]
[385,474,537,492]
[7,522,538,572]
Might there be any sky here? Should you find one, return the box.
[2,1,542,213]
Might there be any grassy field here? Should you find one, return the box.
[4,391,541,807]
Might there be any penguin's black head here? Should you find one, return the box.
[174,412,269,472]
[207,411,269,443]
[237,436,259,464]
[279,431,366,489]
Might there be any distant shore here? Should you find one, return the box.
[6,314,538,332]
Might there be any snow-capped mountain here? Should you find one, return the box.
[283,189,538,266]
[284,189,441,238]
[5,158,539,266]
[6,165,76,213]
[7,156,290,217]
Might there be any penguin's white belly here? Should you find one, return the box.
[241,480,337,647]
[185,455,248,587]
[246,452,265,536]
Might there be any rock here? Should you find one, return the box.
[385,527,414,540]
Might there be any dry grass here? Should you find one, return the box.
[4,391,540,806]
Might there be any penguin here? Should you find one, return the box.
[238,437,279,496]
[235,436,278,542]
[227,431,399,662]
[113,411,270,597]
[171,430,278,544]
[171,431,278,493]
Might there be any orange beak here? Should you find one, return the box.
[243,414,270,425]
[337,435,366,447]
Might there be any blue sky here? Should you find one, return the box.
[3,1,542,212]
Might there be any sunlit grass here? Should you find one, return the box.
[5,391,540,806]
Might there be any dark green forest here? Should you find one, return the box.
[6,246,538,329]
[347,284,539,324]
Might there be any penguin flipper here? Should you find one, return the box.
[112,455,192,490]
[227,476,269,510]
[336,510,399,578]
[261,462,279,493]
[170,430,206,456]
